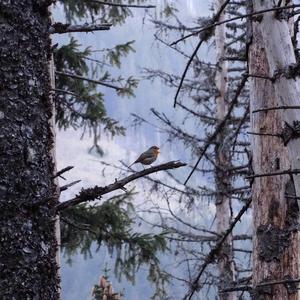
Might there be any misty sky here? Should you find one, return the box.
[53,1,231,299]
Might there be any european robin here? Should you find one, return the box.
[129,146,160,167]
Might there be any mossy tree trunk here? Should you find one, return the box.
[0,1,60,298]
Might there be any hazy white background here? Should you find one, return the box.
[54,1,221,299]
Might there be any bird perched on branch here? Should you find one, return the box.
[129,146,160,167]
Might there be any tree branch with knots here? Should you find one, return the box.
[57,161,186,211]
[49,22,112,34]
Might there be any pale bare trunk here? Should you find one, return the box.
[214,1,236,299]
[252,0,300,206]
[250,11,300,300]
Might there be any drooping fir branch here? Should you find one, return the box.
[58,0,142,25]
[49,22,112,34]
[55,70,127,92]
[57,161,187,211]
[60,194,169,292]
[54,37,136,138]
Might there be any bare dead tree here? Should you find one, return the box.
[249,1,300,299]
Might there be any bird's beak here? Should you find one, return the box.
[157,149,160,153]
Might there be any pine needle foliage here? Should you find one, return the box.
[61,193,169,289]
[52,1,169,295]
[54,37,131,136]
[59,0,142,25]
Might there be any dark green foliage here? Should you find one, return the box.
[106,40,136,68]
[61,193,169,289]
[54,37,128,136]
[59,0,145,24]
[59,0,131,24]
[54,1,169,295]
[54,37,138,156]
[53,2,140,152]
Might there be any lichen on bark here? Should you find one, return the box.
[0,1,59,298]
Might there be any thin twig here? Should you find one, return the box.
[173,0,231,107]
[171,4,300,46]
[184,75,248,185]
[246,169,300,180]
[247,131,281,137]
[60,180,82,192]
[173,40,204,108]
[52,88,78,97]
[183,198,252,300]
[52,166,74,179]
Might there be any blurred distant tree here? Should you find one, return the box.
[139,0,300,299]
[139,1,251,299]
[92,275,122,300]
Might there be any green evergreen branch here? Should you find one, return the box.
[55,70,127,92]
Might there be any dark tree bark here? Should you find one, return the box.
[0,1,59,298]
[250,8,300,300]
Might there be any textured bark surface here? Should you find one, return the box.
[250,15,300,300]
[214,1,236,299]
[253,0,300,204]
[0,1,59,298]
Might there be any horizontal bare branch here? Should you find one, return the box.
[52,166,74,179]
[221,277,300,293]
[88,0,155,8]
[60,180,82,192]
[57,161,186,211]
[171,4,300,46]
[247,131,281,138]
[49,22,111,34]
[246,168,300,179]
[252,105,300,113]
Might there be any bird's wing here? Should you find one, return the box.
[135,151,153,163]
